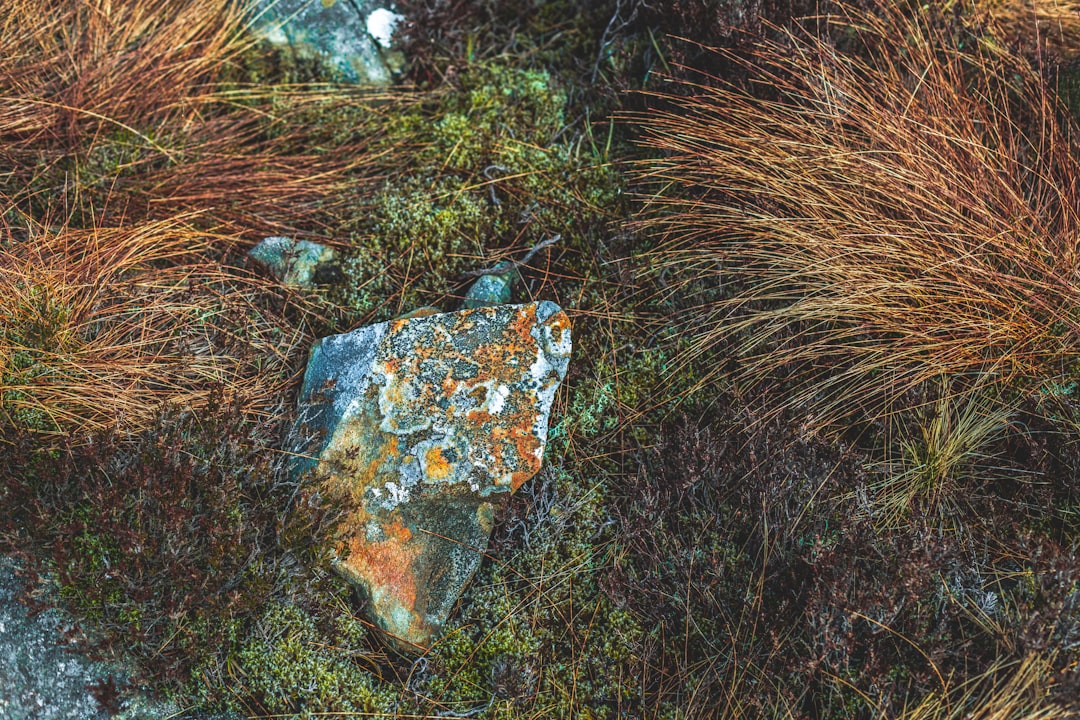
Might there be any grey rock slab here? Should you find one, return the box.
[294,302,571,650]
[0,559,111,720]
[0,558,212,719]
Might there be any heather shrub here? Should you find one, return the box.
[0,396,334,689]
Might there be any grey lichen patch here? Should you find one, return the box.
[294,302,571,649]
[0,558,181,720]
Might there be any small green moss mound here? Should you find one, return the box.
[331,63,625,319]
[226,601,397,717]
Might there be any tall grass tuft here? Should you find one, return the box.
[632,1,1080,428]
[0,0,244,145]
[0,0,415,433]
[898,654,1070,720]
[0,210,305,433]
[982,0,1080,62]
[0,0,403,234]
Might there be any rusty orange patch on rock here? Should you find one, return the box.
[424,446,452,481]
[341,518,423,640]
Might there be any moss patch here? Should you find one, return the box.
[331,63,626,320]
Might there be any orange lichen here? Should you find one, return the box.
[510,431,542,491]
[466,409,493,425]
[424,446,452,481]
[385,518,413,542]
[546,313,571,343]
[342,517,422,635]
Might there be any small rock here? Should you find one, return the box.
[461,262,516,309]
[252,0,402,84]
[294,302,571,650]
[248,236,335,287]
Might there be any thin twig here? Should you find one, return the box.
[459,234,561,278]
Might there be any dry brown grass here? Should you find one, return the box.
[897,654,1071,720]
[632,0,1080,428]
[0,0,418,434]
[980,0,1080,61]
[0,0,408,235]
[0,0,243,145]
[0,208,307,433]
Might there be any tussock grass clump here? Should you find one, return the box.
[899,654,1071,720]
[0,212,304,433]
[632,1,1080,428]
[0,0,402,233]
[867,382,1014,527]
[0,0,416,433]
[0,0,243,145]
[982,0,1080,61]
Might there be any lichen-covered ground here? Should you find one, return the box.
[3,1,1080,718]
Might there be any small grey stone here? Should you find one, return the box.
[248,236,335,287]
[461,262,517,309]
[0,558,184,719]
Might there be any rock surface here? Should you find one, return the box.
[0,558,215,720]
[295,302,571,649]
[0,559,110,720]
[252,0,404,84]
[248,236,335,287]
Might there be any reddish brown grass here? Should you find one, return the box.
[0,0,409,235]
[632,0,1080,427]
[0,0,422,434]
[0,0,244,144]
[981,0,1080,61]
[0,210,306,433]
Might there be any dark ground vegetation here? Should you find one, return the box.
[2,0,1080,718]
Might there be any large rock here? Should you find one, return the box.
[252,0,404,84]
[294,302,571,650]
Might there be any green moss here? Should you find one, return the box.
[226,601,396,718]
[331,63,626,320]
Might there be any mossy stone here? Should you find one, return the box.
[248,236,336,287]
[251,0,395,84]
[462,262,517,309]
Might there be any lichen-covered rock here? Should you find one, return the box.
[252,0,401,84]
[295,302,571,650]
[248,236,335,286]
